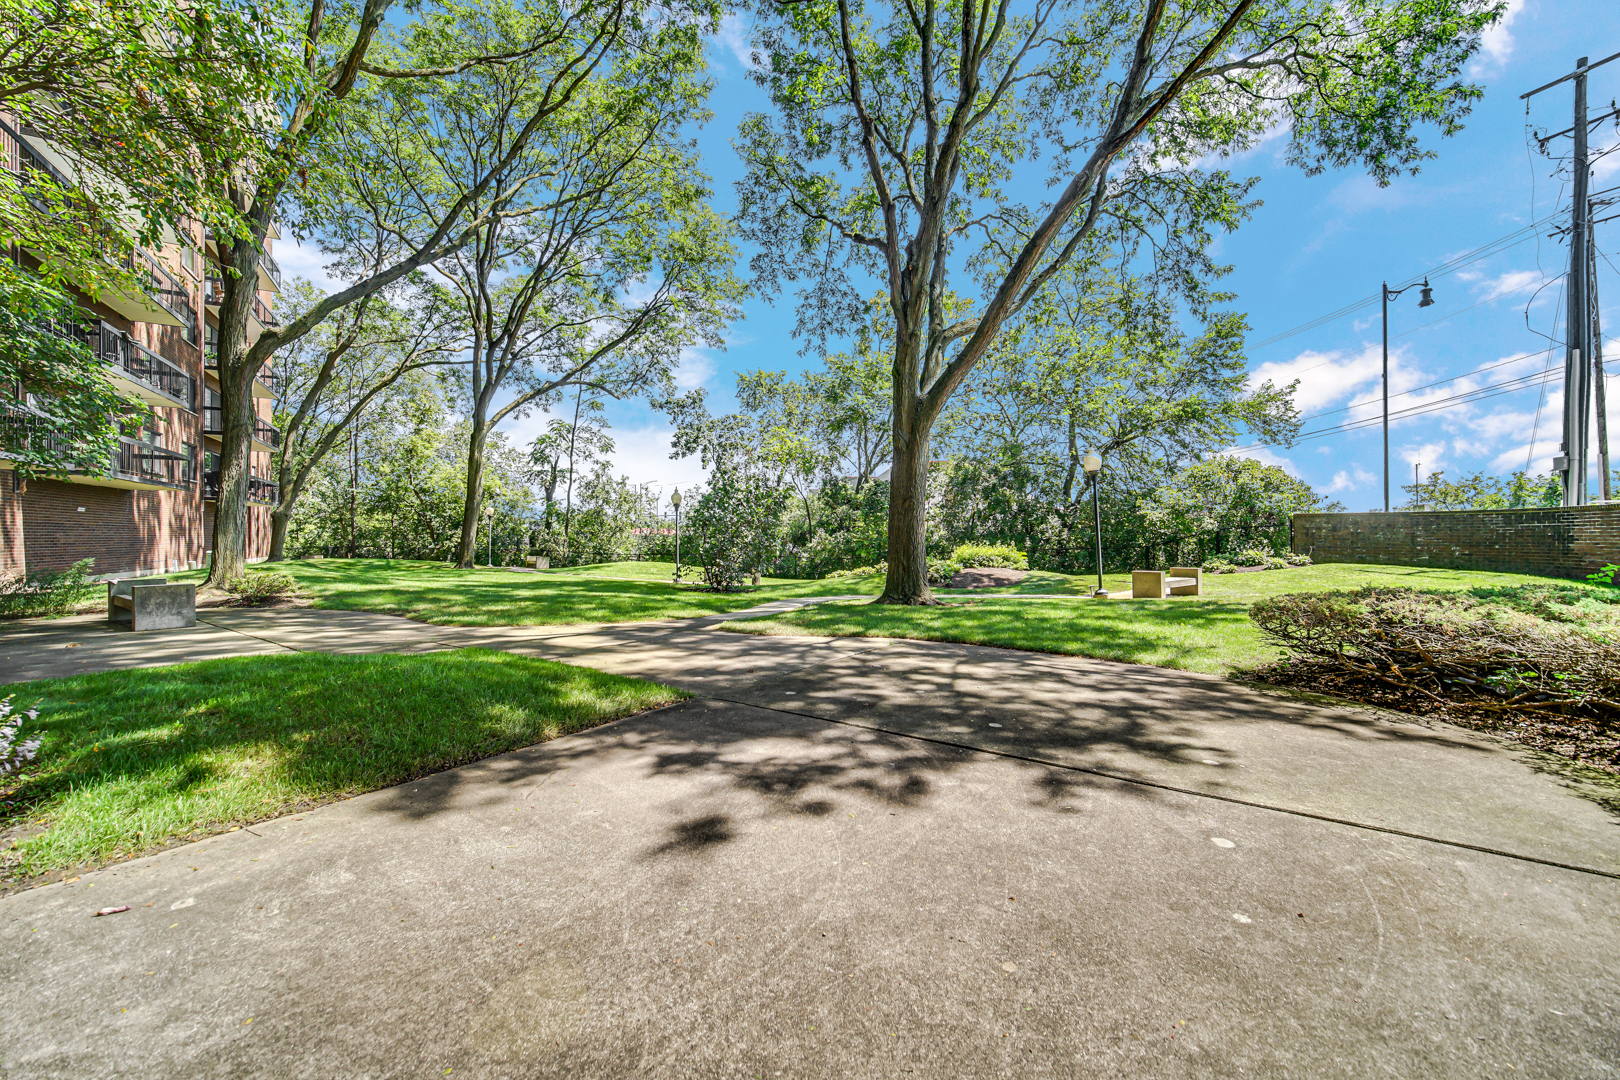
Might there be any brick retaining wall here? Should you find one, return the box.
[1291,505,1620,581]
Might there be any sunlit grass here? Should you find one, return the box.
[174,558,879,627]
[0,649,685,880]
[725,563,1597,673]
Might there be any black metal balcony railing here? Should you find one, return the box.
[203,272,225,307]
[199,406,278,451]
[126,246,193,332]
[24,432,194,489]
[260,249,282,291]
[2,118,195,336]
[202,471,279,504]
[89,322,196,409]
[252,293,278,328]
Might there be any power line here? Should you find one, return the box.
[1247,182,1620,359]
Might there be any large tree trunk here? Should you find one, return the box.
[268,507,290,561]
[877,420,932,604]
[206,226,266,586]
[455,414,491,567]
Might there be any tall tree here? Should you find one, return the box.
[366,3,741,568]
[267,274,464,559]
[736,0,1504,602]
[206,0,660,584]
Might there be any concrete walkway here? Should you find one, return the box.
[0,606,1617,1077]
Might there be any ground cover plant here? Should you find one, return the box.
[722,565,1590,675]
[0,649,685,882]
[220,569,299,606]
[0,558,97,619]
[1249,583,1620,772]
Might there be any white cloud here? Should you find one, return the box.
[674,346,718,391]
[1250,343,1433,421]
[1399,441,1447,473]
[716,13,760,72]
[1491,438,1562,474]
[270,237,345,294]
[1219,445,1299,477]
[1471,0,1524,73]
[1472,268,1542,303]
[1322,464,1377,494]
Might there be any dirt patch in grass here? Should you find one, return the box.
[947,567,1029,589]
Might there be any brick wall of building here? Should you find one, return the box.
[0,478,23,570]
[1291,505,1620,581]
[16,478,208,578]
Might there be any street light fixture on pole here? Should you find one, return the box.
[670,488,683,584]
[484,503,495,567]
[1082,452,1107,598]
[1381,278,1434,511]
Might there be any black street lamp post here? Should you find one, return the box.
[671,488,683,583]
[1083,452,1107,598]
[1381,278,1434,511]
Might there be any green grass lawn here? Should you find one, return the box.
[177,558,879,626]
[0,649,685,881]
[724,563,1604,674]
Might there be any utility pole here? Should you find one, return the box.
[1523,52,1620,504]
[1593,199,1613,501]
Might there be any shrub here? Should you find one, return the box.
[825,562,884,580]
[1285,553,1312,567]
[1250,587,1620,729]
[222,570,298,606]
[950,543,1028,570]
[1202,558,1237,575]
[0,558,97,618]
[1590,563,1619,588]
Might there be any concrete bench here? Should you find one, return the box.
[1131,567,1203,599]
[107,578,197,631]
[525,555,551,569]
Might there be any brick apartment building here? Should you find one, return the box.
[1,114,281,579]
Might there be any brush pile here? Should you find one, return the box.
[1249,584,1620,771]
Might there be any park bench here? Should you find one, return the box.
[1131,567,1202,599]
[107,578,197,631]
[524,555,550,569]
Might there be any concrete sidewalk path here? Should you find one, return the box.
[1,605,1618,1077]
[1,697,1616,1079]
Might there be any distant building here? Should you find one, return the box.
[1,114,281,577]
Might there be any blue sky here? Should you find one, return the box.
[279,0,1620,511]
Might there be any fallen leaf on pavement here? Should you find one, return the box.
[94,906,130,917]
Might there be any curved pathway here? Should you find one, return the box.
[0,603,1616,1077]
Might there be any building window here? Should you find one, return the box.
[182,442,196,483]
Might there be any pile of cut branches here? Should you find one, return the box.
[1249,586,1620,771]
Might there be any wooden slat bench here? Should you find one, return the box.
[1131,567,1203,599]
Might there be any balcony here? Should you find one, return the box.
[201,346,278,401]
[257,249,282,294]
[202,273,279,344]
[200,397,279,453]
[0,118,194,330]
[203,471,279,504]
[88,322,196,410]
[1,429,195,491]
